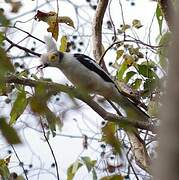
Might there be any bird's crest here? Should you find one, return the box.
[44,36,57,52]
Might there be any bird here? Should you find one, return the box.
[40,42,149,122]
[40,37,151,170]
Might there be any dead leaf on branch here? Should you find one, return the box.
[34,10,75,40]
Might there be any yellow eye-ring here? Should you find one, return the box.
[49,54,57,62]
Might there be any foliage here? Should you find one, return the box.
[0,0,171,179]
[67,156,97,180]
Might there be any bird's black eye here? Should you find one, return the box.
[49,54,57,62]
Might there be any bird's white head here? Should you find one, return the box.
[40,51,64,67]
[40,36,64,67]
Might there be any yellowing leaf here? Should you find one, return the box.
[59,36,68,52]
[123,54,135,66]
[132,19,143,29]
[58,16,75,28]
[35,10,75,40]
[100,175,124,180]
[67,160,83,180]
[121,24,131,31]
[35,11,59,40]
[116,50,124,60]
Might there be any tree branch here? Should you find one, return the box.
[92,0,109,71]
[4,75,157,133]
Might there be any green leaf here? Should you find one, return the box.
[141,61,157,69]
[0,158,10,180]
[132,19,142,29]
[0,10,10,27]
[67,160,83,180]
[124,71,136,83]
[102,122,121,154]
[148,100,159,117]
[17,70,29,78]
[117,61,128,80]
[156,4,163,35]
[59,35,68,52]
[137,64,156,78]
[131,78,142,90]
[116,50,124,60]
[92,168,97,180]
[44,107,61,137]
[81,156,96,172]
[10,90,28,125]
[100,175,124,180]
[0,117,21,144]
[158,32,171,68]
[142,78,158,97]
[0,32,5,46]
[0,48,14,79]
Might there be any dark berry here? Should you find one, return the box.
[110,156,114,160]
[31,47,35,51]
[77,48,81,52]
[5,98,11,104]
[72,35,77,39]
[29,164,33,168]
[101,144,106,149]
[14,62,20,67]
[20,64,25,69]
[79,42,84,46]
[51,163,55,168]
[131,2,135,6]
[7,150,12,154]
[92,5,97,10]
[72,45,76,50]
[24,169,28,174]
[56,97,60,101]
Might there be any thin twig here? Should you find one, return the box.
[40,121,60,180]
[11,145,29,180]
[126,147,140,180]
[5,37,41,57]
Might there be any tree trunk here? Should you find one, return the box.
[153,2,179,180]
